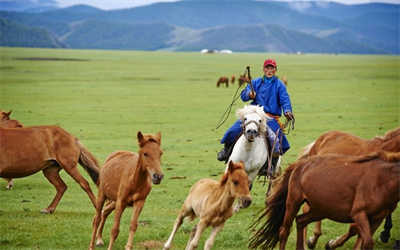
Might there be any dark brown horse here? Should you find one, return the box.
[299,127,400,248]
[89,132,164,250]
[0,110,24,190]
[238,74,249,87]
[231,75,236,84]
[249,151,400,250]
[216,76,229,87]
[0,125,100,213]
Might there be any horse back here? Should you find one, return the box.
[100,151,141,202]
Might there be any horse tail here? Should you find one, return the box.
[249,163,297,249]
[77,140,100,186]
[298,141,315,160]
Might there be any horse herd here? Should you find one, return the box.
[216,75,287,88]
[0,109,399,250]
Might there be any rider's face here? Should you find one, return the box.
[263,65,276,78]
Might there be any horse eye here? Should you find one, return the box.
[233,180,239,186]
[244,118,247,121]
[258,120,261,123]
[144,152,149,157]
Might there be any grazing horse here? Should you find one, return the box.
[299,127,400,249]
[216,76,229,87]
[231,75,236,84]
[89,131,164,250]
[0,125,99,213]
[0,110,24,190]
[163,161,251,250]
[238,74,249,87]
[249,151,400,250]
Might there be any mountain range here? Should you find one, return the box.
[0,0,398,54]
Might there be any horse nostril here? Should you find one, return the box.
[243,198,252,208]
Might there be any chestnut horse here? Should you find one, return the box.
[0,125,100,213]
[216,76,229,87]
[163,161,251,250]
[231,75,236,84]
[0,110,24,190]
[89,131,164,250]
[238,74,249,87]
[249,151,400,250]
[299,127,400,249]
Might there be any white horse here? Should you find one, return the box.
[226,105,280,210]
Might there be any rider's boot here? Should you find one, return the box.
[217,143,232,161]
[258,154,280,177]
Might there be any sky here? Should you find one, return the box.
[55,0,400,9]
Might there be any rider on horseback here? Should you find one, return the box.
[217,59,294,176]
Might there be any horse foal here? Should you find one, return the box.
[163,161,251,250]
[89,131,164,250]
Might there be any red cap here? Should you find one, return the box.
[264,59,277,68]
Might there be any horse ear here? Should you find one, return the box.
[137,131,145,147]
[228,160,234,173]
[5,110,12,118]
[156,132,161,145]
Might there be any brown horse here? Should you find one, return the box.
[89,131,164,250]
[0,125,100,213]
[231,75,236,84]
[299,127,400,249]
[238,74,249,87]
[0,110,24,190]
[0,110,23,128]
[249,152,400,250]
[216,76,229,87]
[163,161,251,250]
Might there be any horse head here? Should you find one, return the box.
[381,127,400,152]
[236,105,266,142]
[222,161,252,208]
[0,110,12,121]
[137,131,164,185]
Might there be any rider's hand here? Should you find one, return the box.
[284,111,294,121]
[249,91,256,99]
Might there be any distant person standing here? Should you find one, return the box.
[217,59,294,175]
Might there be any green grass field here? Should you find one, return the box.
[0,47,398,250]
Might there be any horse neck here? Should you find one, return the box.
[211,179,236,213]
[130,153,150,188]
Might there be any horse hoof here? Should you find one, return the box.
[40,209,53,214]
[307,239,316,249]
[380,231,390,243]
[325,240,334,250]
[95,239,104,246]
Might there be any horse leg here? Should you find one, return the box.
[62,163,97,208]
[164,206,193,250]
[279,199,303,250]
[185,224,197,250]
[295,210,321,250]
[125,199,145,250]
[5,178,13,190]
[185,220,207,250]
[89,189,106,250]
[96,201,116,246]
[325,223,358,249]
[204,223,224,250]
[352,212,373,250]
[380,213,392,243]
[107,199,127,250]
[41,166,67,214]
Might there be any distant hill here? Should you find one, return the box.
[0,17,64,48]
[0,0,58,12]
[0,1,398,54]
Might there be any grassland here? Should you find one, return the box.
[0,47,398,249]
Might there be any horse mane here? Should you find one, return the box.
[382,127,400,141]
[220,162,244,186]
[236,105,266,133]
[353,151,400,163]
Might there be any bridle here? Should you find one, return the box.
[241,118,263,142]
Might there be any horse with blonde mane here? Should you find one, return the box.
[0,125,99,213]
[249,151,400,250]
[299,127,400,249]
[89,131,164,250]
[0,110,24,190]
[163,161,251,250]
